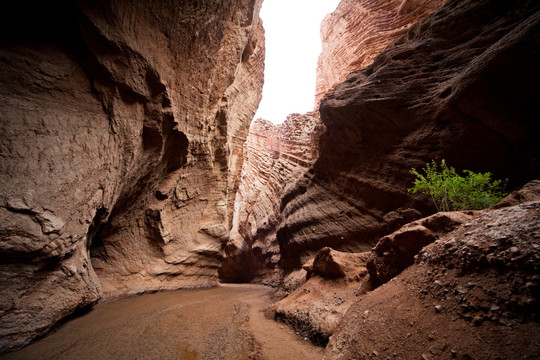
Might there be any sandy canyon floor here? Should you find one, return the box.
[2,284,322,360]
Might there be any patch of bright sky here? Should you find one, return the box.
[253,0,341,124]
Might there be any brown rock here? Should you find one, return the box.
[278,0,540,274]
[367,211,475,285]
[0,0,263,354]
[311,247,370,281]
[314,0,445,106]
[325,201,540,359]
[273,250,371,346]
[492,179,540,209]
[220,113,325,283]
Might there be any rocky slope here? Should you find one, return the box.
[270,182,540,356]
[0,0,263,353]
[314,0,445,106]
[221,113,324,283]
[277,0,540,272]
[324,199,540,360]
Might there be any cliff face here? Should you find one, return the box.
[223,0,445,282]
[314,0,445,106]
[221,113,324,283]
[277,0,540,271]
[0,0,263,353]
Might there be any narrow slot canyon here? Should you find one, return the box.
[1,0,539,359]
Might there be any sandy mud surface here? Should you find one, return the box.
[3,284,322,360]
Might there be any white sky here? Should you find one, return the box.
[253,0,341,124]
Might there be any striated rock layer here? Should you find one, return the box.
[277,0,540,271]
[0,0,263,353]
[221,113,325,283]
[225,0,446,283]
[314,0,445,106]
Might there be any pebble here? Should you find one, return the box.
[434,305,442,313]
[473,315,483,326]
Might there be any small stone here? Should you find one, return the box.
[434,305,442,313]
[450,350,457,358]
[473,315,483,326]
[372,350,378,357]
[490,304,500,311]
[422,354,431,360]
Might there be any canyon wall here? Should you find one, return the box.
[0,0,263,353]
[221,113,324,283]
[224,0,446,281]
[314,0,445,107]
[277,0,540,271]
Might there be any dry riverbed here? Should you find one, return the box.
[3,284,322,360]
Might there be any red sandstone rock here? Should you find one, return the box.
[0,0,263,354]
[492,179,540,209]
[309,247,370,281]
[367,211,475,285]
[278,0,540,274]
[274,249,371,345]
[314,0,444,106]
[325,201,540,359]
[220,113,324,283]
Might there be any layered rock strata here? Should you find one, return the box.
[314,0,445,106]
[277,0,540,271]
[225,0,446,283]
[221,113,324,283]
[0,0,263,353]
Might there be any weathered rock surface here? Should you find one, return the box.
[492,179,540,209]
[324,201,540,360]
[221,113,324,283]
[224,0,446,283]
[314,0,445,106]
[305,247,370,281]
[0,0,263,353]
[367,211,476,285]
[278,0,540,272]
[274,248,371,346]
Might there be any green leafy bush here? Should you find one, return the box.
[408,159,507,211]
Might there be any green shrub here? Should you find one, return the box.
[408,159,507,211]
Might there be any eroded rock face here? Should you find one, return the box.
[314,0,445,106]
[274,249,371,346]
[305,247,370,281]
[278,0,540,272]
[225,0,445,283]
[324,201,540,359]
[0,0,263,353]
[221,113,325,283]
[367,211,476,285]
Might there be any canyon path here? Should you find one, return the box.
[2,285,322,360]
